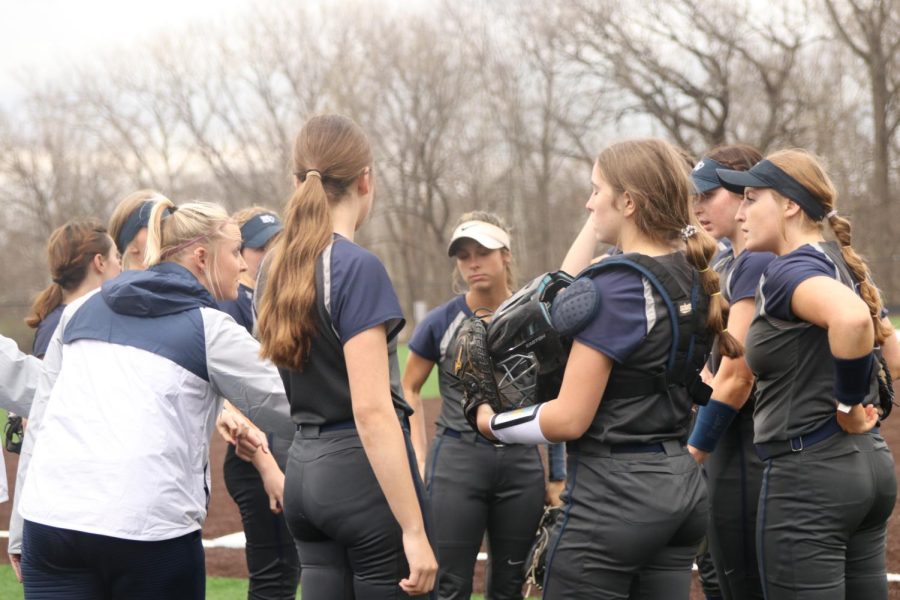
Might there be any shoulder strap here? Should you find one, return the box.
[579,254,711,403]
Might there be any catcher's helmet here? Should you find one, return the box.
[487,271,573,408]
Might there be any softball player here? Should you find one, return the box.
[255,114,437,599]
[402,211,566,600]
[688,144,770,600]
[26,219,123,358]
[716,149,898,599]
[218,206,300,600]
[13,199,288,599]
[475,138,740,599]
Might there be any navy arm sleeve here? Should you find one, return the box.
[761,251,837,321]
[330,243,406,343]
[574,268,648,363]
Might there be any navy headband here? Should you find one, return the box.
[691,157,729,194]
[715,159,827,221]
[116,200,173,254]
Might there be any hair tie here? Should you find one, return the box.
[825,209,837,220]
[710,291,722,297]
[698,266,710,273]
[680,224,698,240]
[52,276,66,286]
[306,170,322,181]
[721,328,728,334]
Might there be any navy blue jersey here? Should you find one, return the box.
[577,252,698,445]
[218,283,254,335]
[408,295,472,431]
[278,235,411,426]
[33,304,65,359]
[709,248,774,376]
[746,242,880,443]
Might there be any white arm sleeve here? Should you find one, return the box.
[0,335,42,415]
[8,314,66,552]
[202,308,293,438]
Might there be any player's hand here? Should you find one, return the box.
[399,529,437,595]
[475,404,497,440]
[235,428,270,461]
[260,466,285,514]
[688,444,709,465]
[9,552,21,583]
[836,403,879,434]
[545,480,565,507]
[216,409,243,444]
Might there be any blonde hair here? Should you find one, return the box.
[108,189,167,270]
[145,199,238,299]
[767,149,891,345]
[596,138,742,359]
[450,211,517,294]
[257,114,373,370]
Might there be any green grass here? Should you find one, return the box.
[398,343,440,399]
[0,565,505,599]
[891,315,900,329]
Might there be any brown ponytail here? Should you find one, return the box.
[595,139,742,359]
[26,219,112,328]
[256,115,373,370]
[767,149,891,346]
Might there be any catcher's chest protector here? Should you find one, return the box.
[552,254,713,405]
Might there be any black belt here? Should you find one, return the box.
[754,418,843,461]
[572,438,683,457]
[440,426,495,445]
[610,442,665,454]
[296,420,356,437]
[297,415,411,438]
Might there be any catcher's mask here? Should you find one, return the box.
[488,271,572,408]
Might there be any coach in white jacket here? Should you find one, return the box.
[12,200,290,600]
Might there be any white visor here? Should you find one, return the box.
[447,220,511,256]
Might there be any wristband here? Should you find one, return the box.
[490,404,550,445]
[833,353,874,407]
[547,442,567,481]
[688,399,739,453]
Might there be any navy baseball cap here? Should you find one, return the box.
[716,160,828,221]
[691,157,728,194]
[240,212,283,249]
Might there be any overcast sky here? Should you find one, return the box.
[0,0,262,109]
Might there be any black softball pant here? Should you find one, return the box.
[21,520,204,600]
[223,436,300,600]
[425,428,545,600]
[704,409,764,600]
[756,430,896,600]
[543,440,708,600]
[282,425,434,600]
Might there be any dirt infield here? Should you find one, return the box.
[4,390,900,598]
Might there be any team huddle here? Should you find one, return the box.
[0,114,896,600]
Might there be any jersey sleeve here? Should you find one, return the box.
[330,244,405,344]
[574,267,648,363]
[761,252,836,321]
[729,252,775,303]
[407,307,446,362]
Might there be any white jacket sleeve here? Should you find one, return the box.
[8,316,65,553]
[0,335,42,415]
[202,308,293,437]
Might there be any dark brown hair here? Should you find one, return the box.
[26,219,112,328]
[706,144,763,174]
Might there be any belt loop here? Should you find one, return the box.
[662,439,683,456]
[300,424,321,439]
[790,436,803,452]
